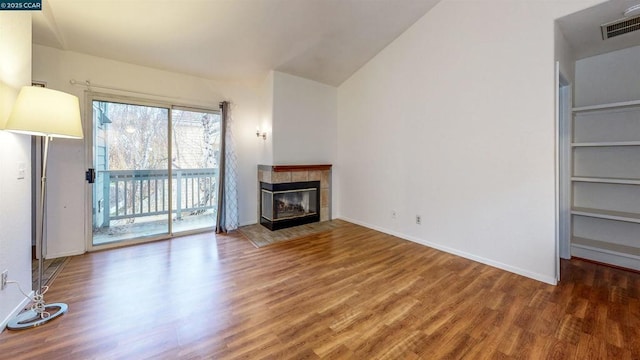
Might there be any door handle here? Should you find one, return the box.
[86,168,96,184]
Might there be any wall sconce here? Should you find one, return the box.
[256,127,267,140]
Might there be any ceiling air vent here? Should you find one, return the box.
[601,15,640,40]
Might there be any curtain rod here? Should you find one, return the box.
[69,79,221,108]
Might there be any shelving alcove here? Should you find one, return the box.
[570,99,640,271]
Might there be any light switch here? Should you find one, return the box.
[17,162,25,180]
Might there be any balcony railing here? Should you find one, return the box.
[99,168,218,227]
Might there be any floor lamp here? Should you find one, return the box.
[4,86,83,330]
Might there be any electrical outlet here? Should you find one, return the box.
[17,162,26,180]
[416,215,421,225]
[1,270,7,290]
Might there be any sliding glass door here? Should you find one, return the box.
[170,107,221,234]
[89,97,219,247]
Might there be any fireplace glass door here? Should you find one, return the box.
[262,188,317,221]
[260,181,320,230]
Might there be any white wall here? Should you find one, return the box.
[0,12,33,330]
[258,71,274,165]
[336,0,601,284]
[575,45,640,107]
[32,45,265,257]
[272,71,337,165]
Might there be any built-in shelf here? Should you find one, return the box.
[572,141,640,147]
[571,176,640,185]
[571,207,640,224]
[573,99,640,112]
[572,238,640,271]
[572,237,640,259]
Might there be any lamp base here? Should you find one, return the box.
[7,303,68,330]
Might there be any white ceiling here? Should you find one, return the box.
[558,0,640,60]
[33,0,441,86]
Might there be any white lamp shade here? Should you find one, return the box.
[5,86,83,139]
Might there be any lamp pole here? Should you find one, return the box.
[36,136,50,296]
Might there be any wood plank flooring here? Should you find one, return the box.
[1,221,640,359]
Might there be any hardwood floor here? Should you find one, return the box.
[1,221,639,359]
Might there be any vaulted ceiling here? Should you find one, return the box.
[33,0,441,86]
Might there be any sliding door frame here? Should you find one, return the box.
[84,91,219,252]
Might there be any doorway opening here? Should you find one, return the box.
[557,71,572,274]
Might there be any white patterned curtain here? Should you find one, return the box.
[216,101,239,233]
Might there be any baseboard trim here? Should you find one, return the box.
[46,250,85,259]
[1,291,35,333]
[573,256,640,274]
[338,216,557,285]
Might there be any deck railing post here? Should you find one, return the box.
[103,171,111,227]
[176,170,183,220]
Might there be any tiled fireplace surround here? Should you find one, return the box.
[257,164,332,226]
